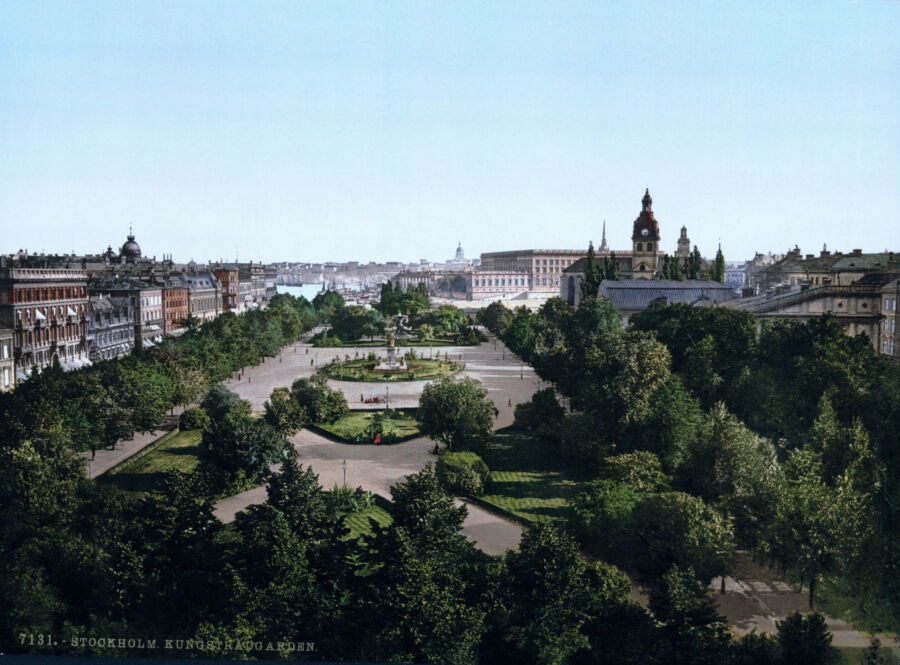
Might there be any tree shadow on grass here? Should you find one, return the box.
[97,471,168,494]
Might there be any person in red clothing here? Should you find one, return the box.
[374,434,381,445]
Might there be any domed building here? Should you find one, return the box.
[119,230,142,263]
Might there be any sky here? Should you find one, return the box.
[1,1,898,265]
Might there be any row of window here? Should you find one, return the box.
[14,285,86,302]
[140,294,161,306]
[16,305,84,324]
[94,330,130,346]
[20,324,83,345]
[475,278,528,287]
[141,309,162,321]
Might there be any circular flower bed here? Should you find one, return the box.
[318,358,462,382]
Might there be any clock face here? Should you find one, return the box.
[641,228,649,237]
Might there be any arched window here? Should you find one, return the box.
[567,276,576,306]
[637,242,643,251]
[647,243,653,251]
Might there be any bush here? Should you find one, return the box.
[436,451,490,496]
[324,483,374,513]
[179,407,211,431]
[311,331,342,347]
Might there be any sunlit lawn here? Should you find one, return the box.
[316,410,420,443]
[97,428,204,494]
[478,429,584,524]
[341,504,393,540]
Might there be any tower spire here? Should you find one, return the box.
[599,219,609,252]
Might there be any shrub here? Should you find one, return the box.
[436,451,490,496]
[325,483,374,513]
[179,407,211,431]
[311,331,342,347]
[513,388,565,440]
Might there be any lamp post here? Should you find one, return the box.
[342,459,347,487]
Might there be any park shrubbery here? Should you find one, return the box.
[178,407,210,431]
[436,451,491,496]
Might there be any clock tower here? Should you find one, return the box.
[631,188,661,278]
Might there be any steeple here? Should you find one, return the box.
[599,220,609,252]
[642,188,652,213]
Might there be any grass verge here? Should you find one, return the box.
[97,428,204,494]
[341,504,393,540]
[476,429,585,525]
[314,409,420,444]
[318,358,461,382]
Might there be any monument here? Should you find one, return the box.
[374,330,401,370]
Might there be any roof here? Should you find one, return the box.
[597,279,735,310]
[831,253,895,271]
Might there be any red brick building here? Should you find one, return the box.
[162,283,189,335]
[214,267,239,313]
[0,266,90,376]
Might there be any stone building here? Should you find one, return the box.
[882,278,899,360]
[0,263,90,378]
[88,276,164,348]
[0,327,14,391]
[87,295,134,362]
[477,249,585,296]
[182,271,222,322]
[722,271,897,356]
[465,269,531,299]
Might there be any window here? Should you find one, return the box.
[3,368,8,387]
[637,243,643,251]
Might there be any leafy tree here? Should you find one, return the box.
[178,407,210,431]
[581,241,602,299]
[312,289,345,321]
[711,245,725,283]
[202,413,287,479]
[678,403,778,546]
[626,374,702,473]
[513,387,565,440]
[418,377,497,451]
[686,245,704,279]
[581,329,671,427]
[331,304,383,341]
[501,524,630,665]
[624,491,734,585]
[265,457,333,543]
[599,451,668,492]
[476,300,513,335]
[763,449,837,609]
[604,252,620,281]
[569,479,642,558]
[291,375,348,423]
[200,385,250,423]
[263,386,308,436]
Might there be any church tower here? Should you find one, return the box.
[676,226,691,259]
[631,189,661,278]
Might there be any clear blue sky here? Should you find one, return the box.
[1,1,898,264]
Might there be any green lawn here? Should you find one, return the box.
[318,357,461,382]
[97,428,204,494]
[477,429,585,525]
[315,338,461,348]
[341,504,393,540]
[316,410,420,443]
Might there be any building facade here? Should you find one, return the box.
[183,271,222,322]
[214,267,239,313]
[87,295,135,362]
[89,276,164,348]
[465,270,531,299]
[0,327,14,391]
[596,279,736,324]
[162,281,189,335]
[0,266,90,378]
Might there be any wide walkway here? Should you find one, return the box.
[212,330,541,554]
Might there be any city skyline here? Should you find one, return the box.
[2,1,899,264]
